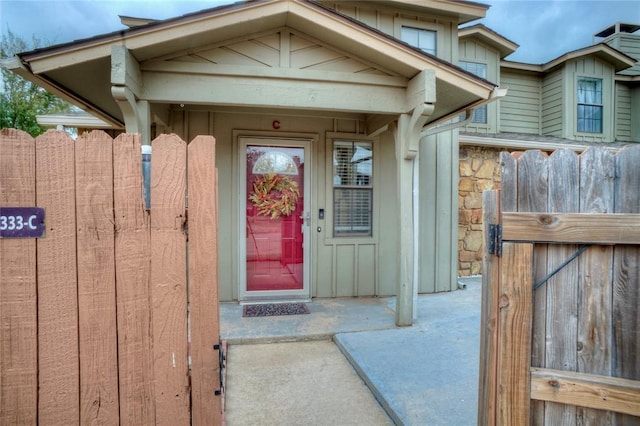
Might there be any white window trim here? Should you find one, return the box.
[394,18,444,58]
[572,71,614,139]
[576,75,604,135]
[324,132,379,244]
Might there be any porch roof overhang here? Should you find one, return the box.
[4,0,500,129]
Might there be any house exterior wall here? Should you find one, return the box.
[323,2,460,62]
[604,33,640,75]
[499,70,541,134]
[454,27,640,276]
[615,83,633,141]
[633,86,640,141]
[541,69,564,136]
[565,57,616,142]
[418,131,461,293]
[319,2,464,293]
[457,145,502,276]
[169,108,399,301]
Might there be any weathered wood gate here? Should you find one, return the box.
[479,147,640,425]
[0,129,221,425]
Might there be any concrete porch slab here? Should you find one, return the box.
[220,276,482,424]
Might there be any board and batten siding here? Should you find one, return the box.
[615,83,632,141]
[541,69,564,136]
[499,70,541,134]
[326,1,459,62]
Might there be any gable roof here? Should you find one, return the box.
[458,24,519,59]
[323,0,489,25]
[4,0,499,128]
[502,43,637,74]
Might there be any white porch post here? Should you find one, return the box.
[394,70,436,326]
[111,45,151,145]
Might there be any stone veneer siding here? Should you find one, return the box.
[458,145,504,276]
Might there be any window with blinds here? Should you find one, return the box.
[459,61,488,124]
[577,77,603,133]
[332,140,373,237]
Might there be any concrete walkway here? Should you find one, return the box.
[220,277,482,425]
[224,340,394,425]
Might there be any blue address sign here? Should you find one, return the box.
[0,207,45,238]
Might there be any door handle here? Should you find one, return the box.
[299,211,310,225]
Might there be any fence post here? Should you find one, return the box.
[478,189,500,426]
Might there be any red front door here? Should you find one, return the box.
[245,145,304,292]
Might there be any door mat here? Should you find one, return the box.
[242,302,310,317]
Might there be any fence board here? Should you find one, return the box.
[114,133,155,425]
[613,145,640,426]
[501,213,640,243]
[577,147,615,425]
[531,368,640,417]
[0,129,38,424]
[76,130,120,424]
[35,130,80,424]
[150,134,190,425]
[499,152,517,212]
[188,135,222,425]
[483,147,640,425]
[545,149,579,425]
[515,150,549,425]
[497,242,533,425]
[478,190,500,426]
[0,130,220,424]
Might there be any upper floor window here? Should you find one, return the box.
[459,61,488,124]
[577,77,603,133]
[401,26,437,56]
[333,140,373,237]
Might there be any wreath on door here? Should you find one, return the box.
[249,173,300,219]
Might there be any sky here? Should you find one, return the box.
[1,0,639,64]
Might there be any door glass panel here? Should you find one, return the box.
[245,145,304,291]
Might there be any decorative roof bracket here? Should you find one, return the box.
[111,45,150,145]
[400,102,435,160]
[400,69,437,159]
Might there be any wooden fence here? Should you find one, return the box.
[0,129,221,425]
[478,146,640,425]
